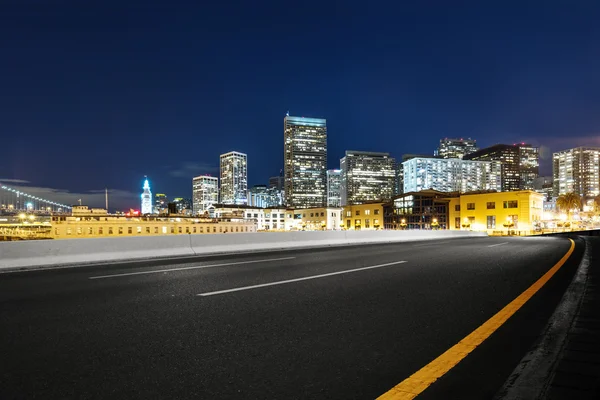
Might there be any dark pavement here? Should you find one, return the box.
[0,236,584,399]
[545,237,600,399]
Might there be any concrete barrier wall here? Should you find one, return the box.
[0,230,487,270]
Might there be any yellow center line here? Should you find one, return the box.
[378,238,576,400]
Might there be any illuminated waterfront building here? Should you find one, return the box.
[340,151,396,205]
[141,178,152,215]
[49,205,256,239]
[192,175,219,215]
[435,138,478,159]
[464,144,539,191]
[220,151,248,205]
[402,157,501,193]
[284,115,327,208]
[553,147,600,200]
[326,169,342,207]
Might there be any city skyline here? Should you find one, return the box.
[2,2,600,209]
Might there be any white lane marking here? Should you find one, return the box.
[412,240,457,247]
[487,242,509,248]
[88,257,296,279]
[197,260,407,297]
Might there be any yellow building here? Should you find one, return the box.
[448,190,543,234]
[49,206,257,239]
[342,202,385,230]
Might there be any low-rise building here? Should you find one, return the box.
[49,205,256,239]
[285,207,342,231]
[342,202,385,230]
[383,190,543,234]
[447,190,543,233]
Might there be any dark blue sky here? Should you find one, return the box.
[1,1,599,209]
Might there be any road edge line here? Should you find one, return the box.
[493,237,590,399]
[377,238,576,400]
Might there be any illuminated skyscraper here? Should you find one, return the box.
[403,157,501,193]
[141,177,152,214]
[553,147,600,200]
[220,151,248,205]
[340,151,396,205]
[153,193,168,214]
[435,138,478,159]
[327,169,342,207]
[284,115,327,208]
[192,175,219,214]
[464,143,539,191]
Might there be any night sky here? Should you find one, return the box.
[1,1,599,210]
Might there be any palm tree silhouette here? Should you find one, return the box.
[556,192,581,222]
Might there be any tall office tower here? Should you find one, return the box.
[402,157,502,193]
[141,177,152,214]
[153,193,168,214]
[268,174,285,205]
[397,154,438,195]
[553,147,600,200]
[192,175,219,214]
[435,138,478,159]
[340,151,397,205]
[269,174,284,190]
[284,115,327,208]
[326,169,342,207]
[220,151,248,205]
[464,144,539,191]
[519,145,540,190]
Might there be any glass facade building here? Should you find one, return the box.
[326,169,342,207]
[553,147,600,200]
[192,175,219,215]
[383,190,456,230]
[435,138,478,159]
[340,151,396,205]
[402,157,501,194]
[284,115,327,208]
[464,144,539,191]
[219,151,248,205]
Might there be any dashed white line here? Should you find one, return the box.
[88,257,296,279]
[412,240,457,247]
[487,242,509,248]
[197,260,408,297]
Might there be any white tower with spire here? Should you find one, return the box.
[141,177,152,214]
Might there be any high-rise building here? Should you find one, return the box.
[153,193,168,214]
[326,169,342,207]
[284,115,327,208]
[435,138,478,159]
[269,174,284,190]
[402,157,502,193]
[249,185,269,207]
[340,151,396,205]
[172,198,193,215]
[553,147,600,200]
[519,145,540,190]
[220,151,248,205]
[397,154,439,195]
[533,176,554,201]
[192,175,219,214]
[464,143,539,191]
[141,177,152,214]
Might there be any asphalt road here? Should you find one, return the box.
[0,236,584,399]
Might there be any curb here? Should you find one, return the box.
[493,237,591,399]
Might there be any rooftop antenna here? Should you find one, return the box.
[105,188,108,211]
[286,110,290,117]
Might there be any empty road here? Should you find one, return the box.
[0,236,584,399]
